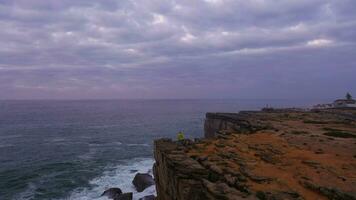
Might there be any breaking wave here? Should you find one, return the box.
[66,158,156,200]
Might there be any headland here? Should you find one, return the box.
[153,108,356,200]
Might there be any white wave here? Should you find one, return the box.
[45,138,68,145]
[126,143,150,147]
[88,141,122,147]
[77,148,98,160]
[13,183,37,200]
[79,141,123,160]
[50,138,67,143]
[0,144,14,148]
[66,158,156,200]
[0,134,22,140]
[88,125,122,128]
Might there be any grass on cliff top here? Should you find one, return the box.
[303,119,353,125]
[303,120,329,124]
[323,128,356,138]
[290,130,310,135]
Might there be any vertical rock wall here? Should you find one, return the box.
[204,112,270,138]
[153,139,206,200]
[204,117,236,138]
[153,139,247,200]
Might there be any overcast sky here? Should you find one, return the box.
[0,0,355,99]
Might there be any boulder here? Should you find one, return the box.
[114,192,133,200]
[101,188,122,199]
[132,173,155,192]
[139,195,156,200]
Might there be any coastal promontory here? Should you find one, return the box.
[153,108,356,200]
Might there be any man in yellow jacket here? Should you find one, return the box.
[177,131,184,141]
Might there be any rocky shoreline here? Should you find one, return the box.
[101,108,356,200]
[101,172,156,200]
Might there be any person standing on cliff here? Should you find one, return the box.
[177,131,184,141]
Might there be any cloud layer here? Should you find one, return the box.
[1,0,356,99]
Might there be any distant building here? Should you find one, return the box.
[313,93,356,109]
[313,103,333,109]
[333,99,356,108]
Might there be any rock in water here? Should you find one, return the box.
[101,188,122,199]
[139,195,156,200]
[114,192,133,200]
[132,173,155,192]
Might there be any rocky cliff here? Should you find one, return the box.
[154,109,356,200]
[204,112,274,138]
[153,139,254,200]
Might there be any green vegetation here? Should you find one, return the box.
[304,120,351,125]
[303,120,329,124]
[290,130,309,135]
[323,127,341,132]
[335,120,352,125]
[324,130,356,138]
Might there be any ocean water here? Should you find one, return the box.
[0,99,322,200]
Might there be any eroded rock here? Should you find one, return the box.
[101,188,122,199]
[132,173,155,192]
[114,192,133,200]
[139,195,156,200]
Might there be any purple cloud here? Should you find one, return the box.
[0,0,355,99]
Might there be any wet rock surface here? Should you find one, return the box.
[139,194,156,200]
[114,192,133,200]
[132,173,155,192]
[154,109,356,200]
[101,188,123,199]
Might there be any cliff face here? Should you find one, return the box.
[153,139,207,200]
[204,113,238,138]
[204,112,273,138]
[154,109,356,200]
[153,139,253,200]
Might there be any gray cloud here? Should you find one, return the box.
[0,0,355,99]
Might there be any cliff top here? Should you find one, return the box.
[154,109,356,200]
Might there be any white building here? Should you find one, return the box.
[333,99,356,108]
[313,103,333,109]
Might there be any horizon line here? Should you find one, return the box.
[0,97,335,101]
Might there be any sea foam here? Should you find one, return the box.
[66,158,156,200]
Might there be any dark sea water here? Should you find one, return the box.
[0,99,324,200]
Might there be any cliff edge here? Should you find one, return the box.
[154,109,356,200]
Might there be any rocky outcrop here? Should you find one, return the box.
[154,109,356,200]
[204,112,273,138]
[139,195,156,200]
[101,188,123,199]
[132,173,155,192]
[102,174,155,200]
[153,139,250,200]
[114,192,133,200]
[101,188,133,200]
